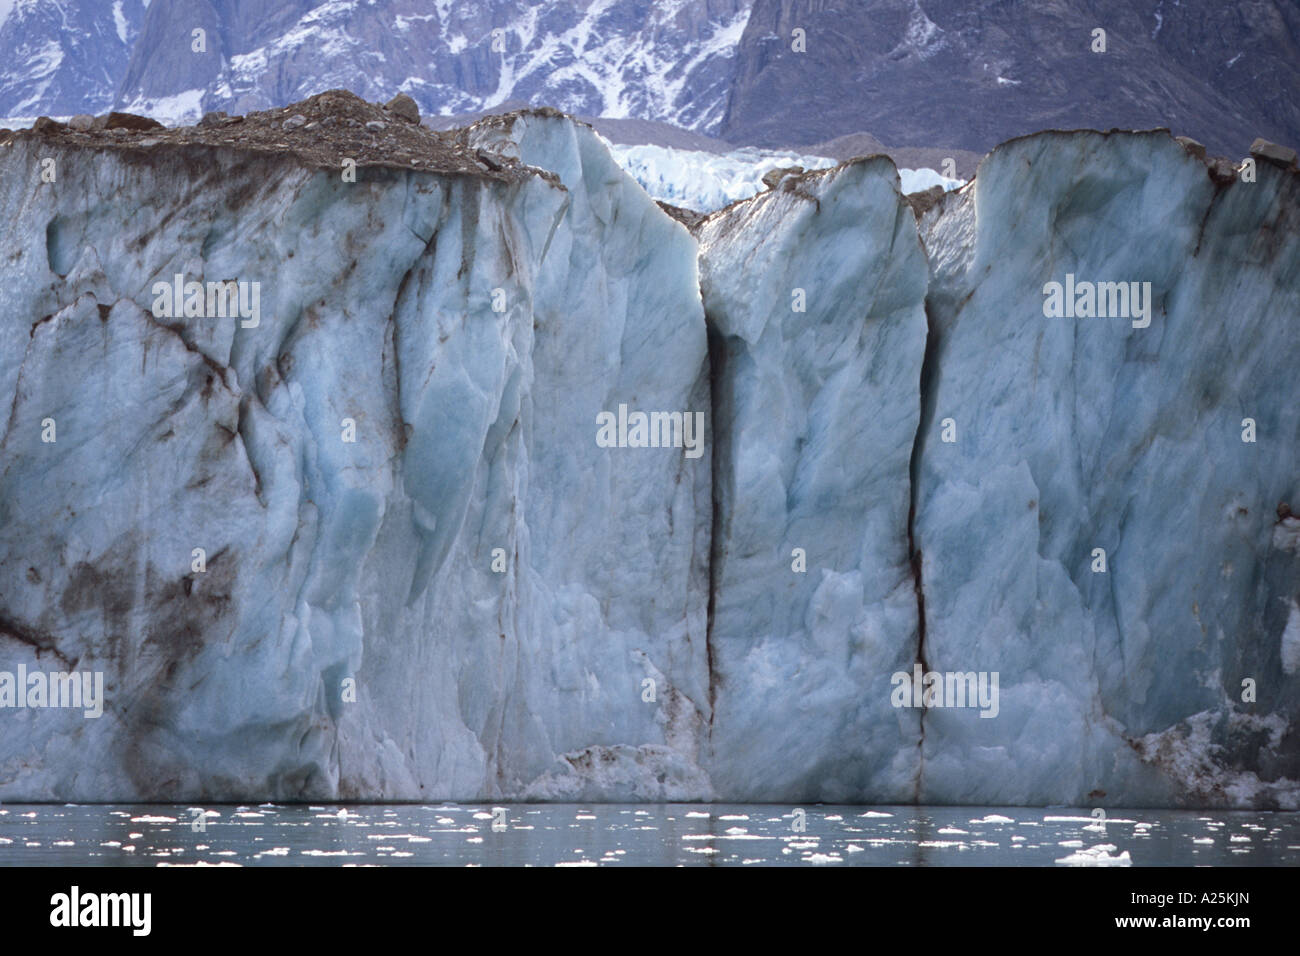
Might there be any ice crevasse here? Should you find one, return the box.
[0,105,1296,807]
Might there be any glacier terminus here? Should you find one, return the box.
[0,93,1296,809]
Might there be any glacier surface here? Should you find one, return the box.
[607,139,963,212]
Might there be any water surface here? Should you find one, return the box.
[0,804,1295,866]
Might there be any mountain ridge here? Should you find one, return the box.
[1,0,1295,162]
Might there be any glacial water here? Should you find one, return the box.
[0,804,1295,866]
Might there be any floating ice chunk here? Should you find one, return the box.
[1055,845,1133,866]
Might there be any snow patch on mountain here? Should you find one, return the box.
[118,88,205,127]
[6,39,62,114]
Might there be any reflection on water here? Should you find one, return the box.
[0,804,1295,866]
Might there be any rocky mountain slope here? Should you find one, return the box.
[722,0,1300,157]
[2,0,1296,161]
[82,0,750,134]
[0,0,147,117]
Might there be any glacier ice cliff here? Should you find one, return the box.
[0,97,711,801]
[697,158,929,801]
[913,132,1300,807]
[0,97,1296,806]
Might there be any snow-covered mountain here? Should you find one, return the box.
[0,0,147,118]
[2,1,1297,160]
[1,98,1296,805]
[112,0,752,130]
